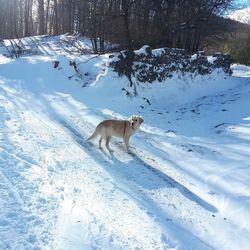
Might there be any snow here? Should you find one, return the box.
[207,56,217,64]
[228,7,250,24]
[191,54,198,61]
[134,45,151,55]
[0,35,250,250]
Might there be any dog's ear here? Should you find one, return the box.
[139,117,144,124]
[128,115,135,121]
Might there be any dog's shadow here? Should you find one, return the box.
[60,119,217,214]
[107,143,217,213]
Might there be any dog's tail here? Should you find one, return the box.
[87,127,99,141]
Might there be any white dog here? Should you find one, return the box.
[87,115,144,152]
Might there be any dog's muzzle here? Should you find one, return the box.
[131,122,135,130]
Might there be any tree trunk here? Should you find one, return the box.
[38,0,45,35]
[54,0,59,34]
[24,0,31,36]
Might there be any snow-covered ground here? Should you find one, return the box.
[0,35,250,250]
[228,6,250,24]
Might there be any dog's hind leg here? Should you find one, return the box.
[98,137,103,149]
[105,136,113,152]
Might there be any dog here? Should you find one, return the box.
[87,115,144,152]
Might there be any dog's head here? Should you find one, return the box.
[128,115,144,130]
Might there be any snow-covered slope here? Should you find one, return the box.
[228,7,250,24]
[0,35,250,250]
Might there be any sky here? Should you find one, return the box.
[236,0,250,8]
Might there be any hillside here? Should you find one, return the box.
[202,15,250,55]
[0,35,250,250]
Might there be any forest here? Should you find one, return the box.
[0,0,238,53]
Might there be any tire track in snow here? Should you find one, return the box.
[54,116,217,249]
[63,111,250,250]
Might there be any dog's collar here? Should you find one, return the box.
[124,120,135,136]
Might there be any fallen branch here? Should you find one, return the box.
[77,55,100,66]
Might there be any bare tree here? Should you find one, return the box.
[38,0,45,34]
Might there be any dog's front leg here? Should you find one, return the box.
[123,137,130,152]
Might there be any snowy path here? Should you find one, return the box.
[0,84,215,249]
[0,41,250,249]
